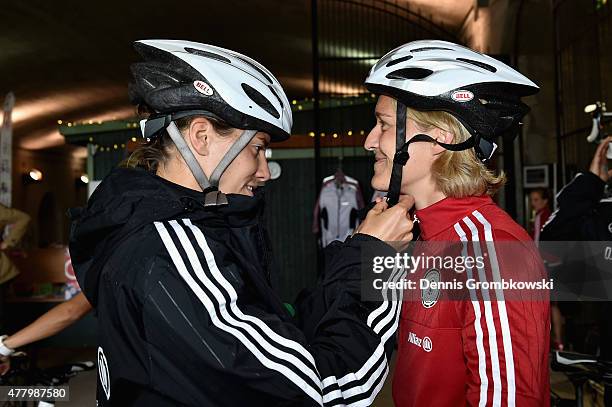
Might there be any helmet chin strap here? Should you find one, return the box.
[209,129,258,185]
[385,102,408,207]
[166,121,212,191]
[165,121,258,207]
[385,101,495,207]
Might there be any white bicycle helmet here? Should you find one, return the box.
[365,40,539,205]
[129,40,292,203]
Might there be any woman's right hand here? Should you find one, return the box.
[356,195,415,242]
[589,136,612,182]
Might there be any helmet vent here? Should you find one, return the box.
[241,83,280,119]
[386,55,413,67]
[184,48,232,64]
[268,85,284,109]
[410,47,452,52]
[386,68,433,80]
[235,56,273,84]
[456,58,497,73]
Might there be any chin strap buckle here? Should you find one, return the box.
[204,189,228,207]
[475,136,498,162]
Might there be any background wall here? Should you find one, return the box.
[11,147,87,247]
[265,154,375,301]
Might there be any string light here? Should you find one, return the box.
[28,169,43,182]
[360,130,365,135]
[308,132,315,137]
[320,132,326,137]
[131,137,137,142]
[57,120,63,125]
[348,131,353,136]
[332,133,338,138]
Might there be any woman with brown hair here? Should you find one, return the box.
[67,39,413,406]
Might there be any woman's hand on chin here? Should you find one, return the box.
[356,195,415,244]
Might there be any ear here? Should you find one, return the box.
[186,117,211,157]
[431,128,454,157]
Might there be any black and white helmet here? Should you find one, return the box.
[131,39,292,141]
[365,40,539,206]
[365,39,538,143]
[129,40,292,202]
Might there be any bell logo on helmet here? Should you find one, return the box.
[451,90,474,102]
[193,80,214,96]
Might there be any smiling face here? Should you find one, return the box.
[218,132,271,196]
[181,117,271,197]
[364,95,439,196]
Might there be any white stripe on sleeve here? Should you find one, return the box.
[472,210,516,406]
[154,221,324,405]
[463,216,502,407]
[454,222,488,407]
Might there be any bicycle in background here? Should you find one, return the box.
[552,350,612,407]
[0,352,93,407]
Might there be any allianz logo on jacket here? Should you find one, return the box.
[407,331,433,353]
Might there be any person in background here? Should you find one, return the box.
[0,205,30,286]
[0,205,31,333]
[541,136,612,406]
[529,188,563,350]
[529,187,551,243]
[541,136,612,241]
[0,292,92,374]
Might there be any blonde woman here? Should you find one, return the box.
[364,41,550,406]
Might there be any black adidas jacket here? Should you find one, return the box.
[540,171,612,378]
[69,168,400,407]
[541,171,612,241]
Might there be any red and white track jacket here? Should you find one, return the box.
[393,195,550,407]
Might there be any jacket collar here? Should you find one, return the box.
[135,169,265,228]
[415,195,494,240]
